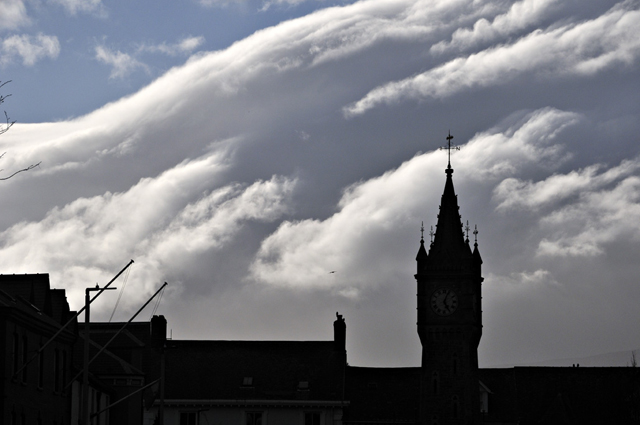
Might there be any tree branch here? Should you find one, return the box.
[0,161,41,180]
[0,81,15,136]
[0,80,41,180]
[0,110,16,136]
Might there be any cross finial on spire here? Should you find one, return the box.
[429,225,435,244]
[420,221,424,242]
[465,220,470,243]
[440,130,459,170]
[473,224,478,246]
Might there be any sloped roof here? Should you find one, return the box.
[0,274,74,323]
[428,167,473,263]
[0,274,77,340]
[0,273,50,308]
[162,340,345,403]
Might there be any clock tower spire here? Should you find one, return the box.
[416,133,483,425]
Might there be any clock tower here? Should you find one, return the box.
[415,134,483,424]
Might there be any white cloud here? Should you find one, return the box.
[95,45,149,79]
[489,269,560,294]
[488,143,640,259]
[0,150,296,310]
[431,0,562,54]
[49,0,105,16]
[250,151,437,292]
[2,0,640,367]
[0,0,30,31]
[459,108,579,180]
[0,33,60,66]
[494,159,640,212]
[260,0,310,10]
[138,36,206,56]
[197,0,246,6]
[535,174,640,257]
[249,107,577,293]
[344,1,640,116]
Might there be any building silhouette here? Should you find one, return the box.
[416,160,483,424]
[1,141,640,424]
[0,274,76,425]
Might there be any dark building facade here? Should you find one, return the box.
[0,274,77,425]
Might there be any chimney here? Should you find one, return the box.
[333,312,346,353]
[151,315,167,351]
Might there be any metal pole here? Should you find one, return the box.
[82,289,90,425]
[13,260,134,380]
[89,283,168,366]
[90,378,160,419]
[66,282,168,389]
[82,286,116,425]
[159,348,165,425]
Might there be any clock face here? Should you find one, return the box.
[430,288,459,316]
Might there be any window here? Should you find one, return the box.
[38,346,44,389]
[452,395,459,419]
[298,380,310,399]
[53,349,60,392]
[22,336,28,383]
[246,411,262,425]
[61,351,67,394]
[12,333,19,379]
[431,371,439,396]
[242,377,254,386]
[304,412,321,425]
[180,412,197,425]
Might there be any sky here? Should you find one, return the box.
[0,0,639,368]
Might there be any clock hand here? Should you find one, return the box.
[440,292,448,307]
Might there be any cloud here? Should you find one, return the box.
[95,45,149,79]
[489,269,560,295]
[249,107,577,294]
[0,150,296,310]
[0,33,60,66]
[260,0,313,10]
[49,0,106,16]
[197,0,316,9]
[431,0,562,54]
[344,1,640,116]
[460,108,580,180]
[494,159,640,212]
[490,147,640,259]
[0,0,30,31]
[197,0,247,7]
[535,172,640,257]
[94,36,205,80]
[2,0,640,367]
[138,36,206,56]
